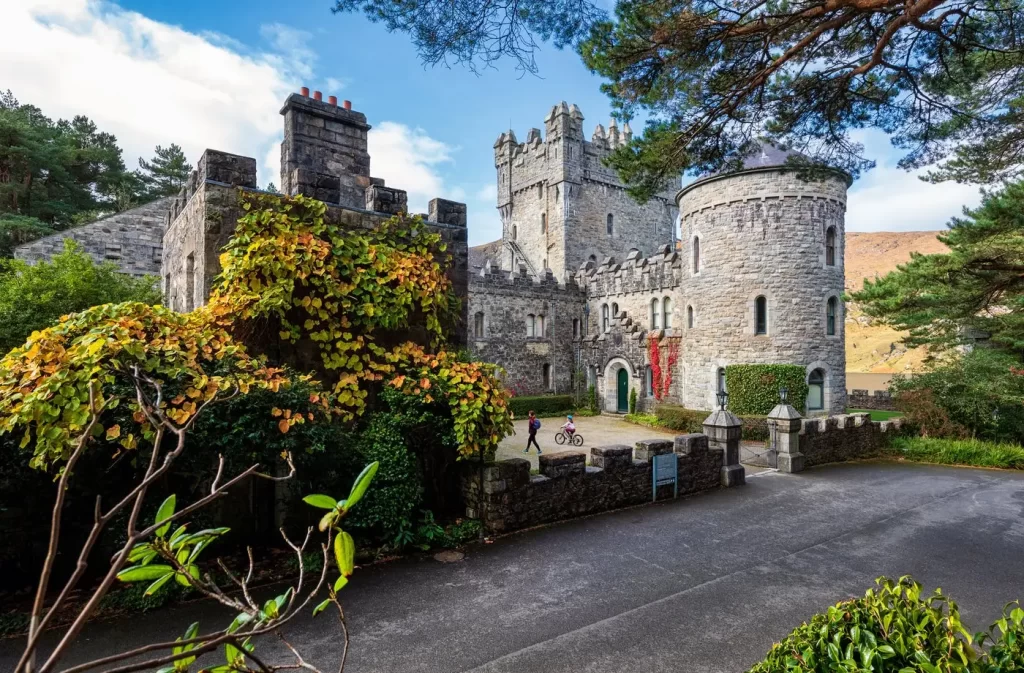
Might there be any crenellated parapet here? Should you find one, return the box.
[574,244,683,298]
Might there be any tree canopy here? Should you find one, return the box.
[334,0,1024,201]
[138,143,192,199]
[852,178,1024,355]
[0,240,160,354]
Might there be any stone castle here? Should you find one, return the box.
[14,90,849,415]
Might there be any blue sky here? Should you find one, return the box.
[1,0,984,245]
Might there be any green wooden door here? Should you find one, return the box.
[617,369,629,413]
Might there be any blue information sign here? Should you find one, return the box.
[652,453,678,501]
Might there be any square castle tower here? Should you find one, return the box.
[493,102,678,280]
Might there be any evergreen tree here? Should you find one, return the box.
[137,143,192,199]
[335,0,1024,201]
[264,181,279,193]
[852,179,1024,354]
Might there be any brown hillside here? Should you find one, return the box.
[844,231,947,374]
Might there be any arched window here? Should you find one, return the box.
[538,184,544,200]
[542,364,552,389]
[662,297,672,329]
[807,369,825,411]
[601,304,610,333]
[606,213,614,236]
[645,365,654,395]
[612,302,619,318]
[692,236,700,273]
[512,224,517,241]
[650,298,661,329]
[537,314,546,337]
[526,313,536,338]
[543,257,548,269]
[825,226,836,267]
[541,213,547,234]
[755,296,767,335]
[473,311,484,338]
[687,305,694,328]
[717,367,727,394]
[826,297,837,336]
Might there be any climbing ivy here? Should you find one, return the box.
[724,364,808,415]
[208,191,511,459]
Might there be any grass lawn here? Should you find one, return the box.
[848,408,903,422]
[889,437,1024,470]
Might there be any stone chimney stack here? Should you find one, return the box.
[280,89,371,208]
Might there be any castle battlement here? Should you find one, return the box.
[574,244,683,299]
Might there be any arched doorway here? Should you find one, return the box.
[616,369,629,412]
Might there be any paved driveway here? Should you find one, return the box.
[5,463,1024,673]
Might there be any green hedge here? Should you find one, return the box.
[655,405,770,441]
[509,394,574,418]
[725,364,808,415]
[890,436,1024,470]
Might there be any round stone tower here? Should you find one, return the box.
[676,145,850,414]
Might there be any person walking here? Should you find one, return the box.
[523,410,542,455]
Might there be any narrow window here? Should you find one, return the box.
[185,253,195,312]
[572,318,580,337]
[825,226,836,267]
[602,304,610,333]
[807,369,825,411]
[541,213,546,234]
[612,302,619,317]
[606,213,614,236]
[527,313,536,338]
[755,296,767,335]
[512,224,517,240]
[537,314,546,337]
[589,254,597,263]
[717,367,727,394]
[543,364,552,389]
[650,298,660,329]
[163,273,170,300]
[827,297,837,336]
[687,305,694,329]
[645,365,654,395]
[538,184,544,200]
[692,236,700,273]
[474,311,484,338]
[543,257,548,269]
[662,297,672,329]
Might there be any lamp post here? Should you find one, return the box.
[779,386,788,404]
[716,390,728,411]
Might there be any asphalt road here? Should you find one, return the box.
[5,462,1024,673]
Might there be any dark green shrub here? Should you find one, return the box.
[508,394,574,418]
[725,364,808,415]
[748,576,1024,673]
[629,388,638,414]
[890,349,1024,442]
[587,385,598,412]
[655,405,707,433]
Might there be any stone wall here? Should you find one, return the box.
[848,389,896,411]
[677,168,849,413]
[14,197,172,277]
[799,413,905,467]
[462,434,723,534]
[467,264,584,395]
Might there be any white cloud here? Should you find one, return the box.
[846,129,982,231]
[0,0,315,188]
[367,121,456,213]
[476,184,498,201]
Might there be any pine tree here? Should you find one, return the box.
[137,144,192,199]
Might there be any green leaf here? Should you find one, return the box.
[144,572,175,596]
[154,494,177,537]
[312,598,331,617]
[343,461,378,512]
[227,612,253,634]
[117,564,175,582]
[302,494,339,510]
[334,530,355,577]
[333,574,348,593]
[318,509,339,532]
[263,598,279,620]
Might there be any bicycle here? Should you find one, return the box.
[555,431,584,447]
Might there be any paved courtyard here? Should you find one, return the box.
[6,462,1024,673]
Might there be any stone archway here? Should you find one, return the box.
[602,357,635,414]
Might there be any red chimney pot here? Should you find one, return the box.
[313,91,322,101]
[300,87,309,97]
[343,100,352,110]
[328,95,338,106]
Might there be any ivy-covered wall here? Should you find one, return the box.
[724,364,809,415]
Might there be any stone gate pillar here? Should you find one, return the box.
[767,403,805,473]
[703,409,745,487]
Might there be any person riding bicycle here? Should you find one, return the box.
[560,414,576,438]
